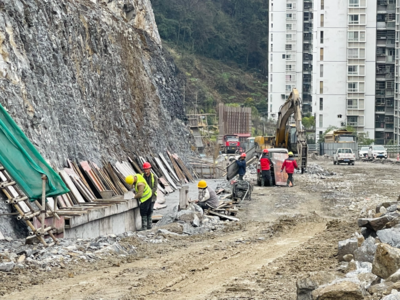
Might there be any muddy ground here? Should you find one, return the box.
[2,159,399,300]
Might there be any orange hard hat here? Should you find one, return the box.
[142,162,152,169]
[241,153,246,158]
[263,149,269,153]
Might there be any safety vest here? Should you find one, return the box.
[142,173,157,196]
[135,174,152,203]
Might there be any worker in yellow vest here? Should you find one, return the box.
[125,174,152,231]
[141,162,158,229]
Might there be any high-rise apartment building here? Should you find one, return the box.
[269,0,400,144]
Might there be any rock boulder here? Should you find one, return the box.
[338,238,358,262]
[296,271,337,300]
[311,281,364,300]
[372,243,400,279]
[353,237,377,263]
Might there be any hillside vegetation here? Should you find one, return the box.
[152,0,270,135]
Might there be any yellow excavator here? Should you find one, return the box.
[255,88,308,173]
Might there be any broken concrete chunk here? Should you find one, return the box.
[311,280,364,300]
[372,243,400,279]
[381,294,400,300]
[0,262,15,272]
[380,206,388,214]
[296,271,337,300]
[338,238,358,262]
[192,214,200,227]
[357,272,379,289]
[358,212,400,232]
[388,204,399,213]
[377,227,400,248]
[354,236,377,263]
[177,210,197,223]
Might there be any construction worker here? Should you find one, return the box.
[125,174,152,231]
[281,152,299,187]
[236,153,247,180]
[194,180,219,210]
[141,162,158,229]
[260,149,273,186]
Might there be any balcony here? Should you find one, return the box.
[303,33,312,42]
[376,121,385,129]
[376,105,385,112]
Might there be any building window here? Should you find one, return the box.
[320,65,324,77]
[320,98,323,110]
[286,75,295,82]
[271,34,273,42]
[347,116,358,126]
[271,84,273,92]
[320,48,324,61]
[349,14,359,24]
[319,114,323,127]
[349,0,359,7]
[347,99,358,109]
[348,66,358,75]
[348,31,359,41]
[287,3,292,9]
[282,54,286,59]
[271,53,273,61]
[321,14,324,27]
[271,74,273,82]
[320,31,324,43]
[270,104,272,112]
[321,0,324,9]
[270,64,273,72]
[286,65,292,71]
[285,44,292,50]
[286,34,292,41]
[286,24,292,30]
[348,82,358,92]
[271,44,273,52]
[271,23,273,28]
[286,54,292,60]
[320,81,324,94]
[286,85,292,92]
[286,13,293,20]
[348,49,358,58]
[271,13,273,22]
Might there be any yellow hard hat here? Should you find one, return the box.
[288,152,294,156]
[125,175,135,185]
[197,180,207,189]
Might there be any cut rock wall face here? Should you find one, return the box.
[0,0,190,168]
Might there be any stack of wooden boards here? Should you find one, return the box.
[0,152,194,245]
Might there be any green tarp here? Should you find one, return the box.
[0,104,69,200]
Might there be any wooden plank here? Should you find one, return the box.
[159,153,180,182]
[154,157,178,189]
[59,169,86,204]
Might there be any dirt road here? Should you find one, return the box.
[3,159,399,299]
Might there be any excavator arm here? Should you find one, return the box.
[275,88,308,173]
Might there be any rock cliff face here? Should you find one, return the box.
[0,0,189,167]
[0,0,191,238]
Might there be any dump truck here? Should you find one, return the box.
[221,134,241,154]
[324,130,356,143]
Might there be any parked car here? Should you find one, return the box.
[358,147,369,159]
[256,148,288,186]
[368,145,388,160]
[333,148,355,165]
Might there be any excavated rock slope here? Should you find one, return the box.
[0,0,191,238]
[0,0,190,166]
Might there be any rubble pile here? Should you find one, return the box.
[297,200,400,299]
[371,159,400,165]
[156,204,229,235]
[306,163,336,177]
[0,234,137,273]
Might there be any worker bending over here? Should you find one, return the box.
[141,162,158,229]
[236,153,247,180]
[281,152,299,187]
[260,149,273,186]
[194,180,219,210]
[125,173,153,231]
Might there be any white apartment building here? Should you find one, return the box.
[269,0,399,144]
